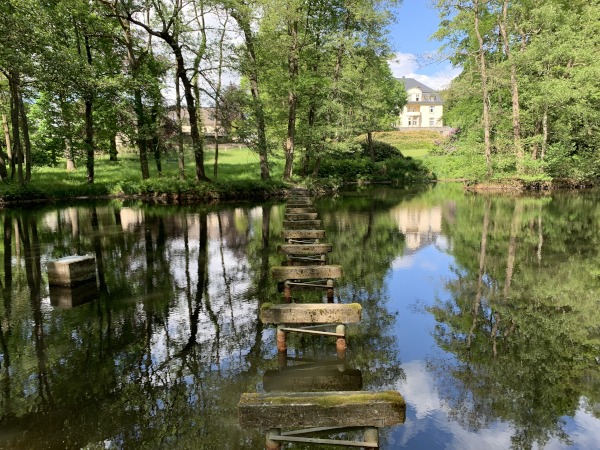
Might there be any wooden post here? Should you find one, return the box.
[284,280,292,302]
[327,279,334,303]
[277,325,287,353]
[364,427,379,447]
[336,324,346,359]
[266,429,281,450]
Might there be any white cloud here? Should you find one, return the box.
[388,52,461,90]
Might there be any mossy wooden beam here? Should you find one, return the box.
[261,303,361,324]
[278,244,332,255]
[283,219,322,229]
[282,230,325,240]
[271,265,342,281]
[238,391,406,429]
[285,212,319,220]
[285,207,317,214]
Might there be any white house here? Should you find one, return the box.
[396,77,444,129]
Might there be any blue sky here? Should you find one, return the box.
[386,0,461,90]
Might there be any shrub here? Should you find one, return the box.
[318,157,375,181]
[358,139,403,162]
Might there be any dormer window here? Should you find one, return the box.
[414,94,420,101]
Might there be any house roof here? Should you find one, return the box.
[397,77,444,103]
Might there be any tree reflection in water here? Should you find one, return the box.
[0,199,406,448]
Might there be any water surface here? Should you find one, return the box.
[1,184,599,449]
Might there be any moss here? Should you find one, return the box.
[244,391,405,408]
[260,302,274,311]
[347,303,363,312]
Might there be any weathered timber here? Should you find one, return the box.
[49,279,99,308]
[47,255,97,287]
[283,219,322,229]
[282,229,325,240]
[271,265,342,281]
[285,207,317,214]
[238,391,406,429]
[263,367,363,392]
[278,244,332,255]
[287,199,312,206]
[285,212,319,221]
[261,303,361,324]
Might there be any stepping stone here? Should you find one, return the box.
[278,243,332,265]
[282,230,325,244]
[284,212,319,220]
[238,391,406,429]
[285,207,317,214]
[47,255,97,287]
[261,303,360,324]
[283,219,321,230]
[262,303,359,358]
[272,264,342,301]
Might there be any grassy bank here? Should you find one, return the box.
[0,146,290,205]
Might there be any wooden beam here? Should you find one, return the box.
[278,244,332,255]
[285,212,319,220]
[283,219,322,229]
[261,303,360,324]
[271,265,342,281]
[282,230,325,240]
[238,391,406,429]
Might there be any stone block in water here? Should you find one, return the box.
[47,255,97,287]
[49,279,99,308]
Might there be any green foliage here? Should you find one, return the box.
[358,139,402,162]
[318,157,376,181]
[375,156,433,183]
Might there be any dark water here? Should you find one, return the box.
[1,184,599,449]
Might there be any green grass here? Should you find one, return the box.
[369,130,447,158]
[0,146,289,203]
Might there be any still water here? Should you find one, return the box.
[1,183,599,449]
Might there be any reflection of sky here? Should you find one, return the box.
[385,239,600,449]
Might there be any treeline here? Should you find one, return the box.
[436,0,600,182]
[0,0,403,185]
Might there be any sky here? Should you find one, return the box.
[386,0,461,90]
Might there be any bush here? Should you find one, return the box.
[358,139,403,162]
[318,157,375,181]
[376,156,434,183]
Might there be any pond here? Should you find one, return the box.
[1,183,600,449]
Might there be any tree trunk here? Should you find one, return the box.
[84,35,95,184]
[8,73,23,184]
[175,72,185,180]
[150,102,162,177]
[134,89,150,179]
[18,89,31,182]
[541,105,548,160]
[474,0,492,178]
[499,1,523,171]
[65,138,75,171]
[230,7,270,180]
[109,131,118,161]
[283,19,299,181]
[0,114,9,179]
[367,131,375,163]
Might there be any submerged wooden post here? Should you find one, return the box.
[277,325,287,353]
[336,324,347,359]
[266,429,281,450]
[327,279,334,303]
[364,428,379,446]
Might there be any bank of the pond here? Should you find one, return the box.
[0,178,297,207]
[463,178,596,192]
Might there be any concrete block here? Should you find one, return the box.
[238,391,406,429]
[261,303,361,324]
[282,230,325,240]
[47,255,97,287]
[284,212,318,220]
[283,220,322,229]
[271,265,342,281]
[278,244,332,255]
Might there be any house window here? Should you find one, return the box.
[429,106,435,113]
[429,118,435,126]
[414,94,420,101]
[408,117,418,126]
